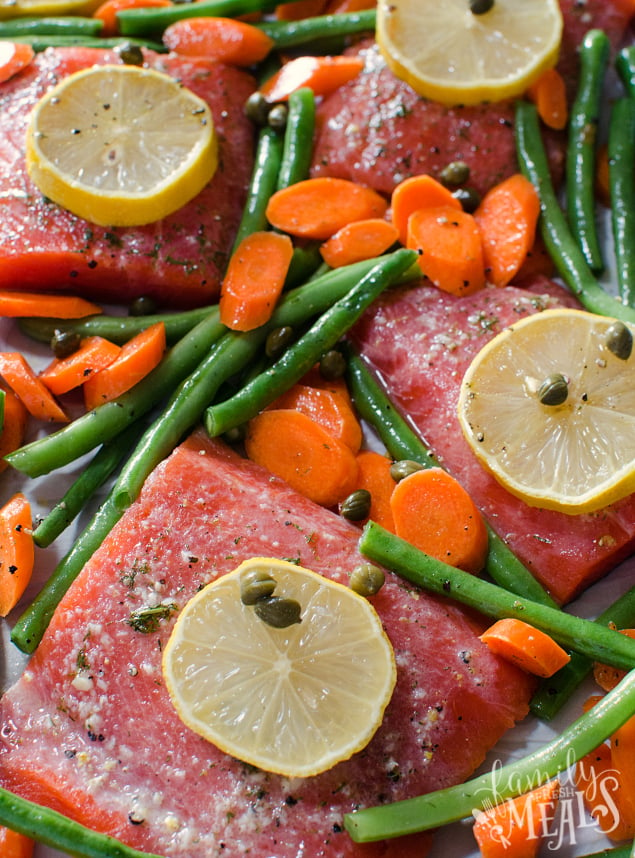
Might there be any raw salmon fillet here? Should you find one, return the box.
[0,48,255,308]
[0,433,533,857]
[350,277,635,605]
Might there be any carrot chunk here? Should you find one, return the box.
[575,741,635,841]
[353,449,396,531]
[266,177,388,240]
[319,218,399,268]
[593,629,635,691]
[0,291,101,319]
[93,0,172,36]
[83,322,166,410]
[526,67,568,130]
[0,353,68,423]
[0,826,34,858]
[406,205,485,295]
[479,618,570,678]
[389,467,488,574]
[472,780,560,858]
[0,493,34,617]
[220,231,293,331]
[0,42,34,84]
[267,382,363,452]
[275,0,328,19]
[259,55,364,102]
[244,408,360,507]
[39,336,121,396]
[610,712,635,837]
[163,17,274,66]
[474,173,541,288]
[391,174,462,245]
[0,384,28,474]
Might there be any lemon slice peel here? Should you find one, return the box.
[376,0,564,106]
[162,557,397,778]
[25,64,218,227]
[458,308,635,514]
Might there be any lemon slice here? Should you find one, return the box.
[25,64,218,227]
[162,557,396,778]
[457,308,635,514]
[376,0,563,106]
[0,0,100,18]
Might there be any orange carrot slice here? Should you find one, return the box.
[0,825,34,858]
[575,741,635,841]
[406,205,485,295]
[0,353,68,423]
[593,629,635,691]
[266,177,388,240]
[527,67,568,130]
[83,322,166,411]
[472,780,560,858]
[320,218,399,268]
[300,364,355,410]
[93,0,172,36]
[244,408,359,507]
[479,618,571,678]
[259,54,364,101]
[163,17,274,65]
[220,231,293,331]
[267,382,362,452]
[391,174,462,245]
[0,42,34,84]
[610,712,635,837]
[324,0,376,12]
[353,449,396,530]
[0,384,28,474]
[0,291,101,319]
[390,467,489,574]
[474,173,541,288]
[39,336,121,396]
[0,493,34,617]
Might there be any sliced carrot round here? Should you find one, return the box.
[479,618,571,678]
[163,17,274,66]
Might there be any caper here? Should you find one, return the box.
[50,329,81,359]
[128,295,158,317]
[115,42,144,66]
[267,103,288,132]
[452,186,481,213]
[349,563,385,597]
[265,325,295,359]
[469,0,494,13]
[340,489,372,521]
[389,459,424,482]
[244,91,271,126]
[605,321,633,361]
[319,348,347,380]
[538,373,569,406]
[240,569,277,605]
[254,596,302,628]
[439,160,470,188]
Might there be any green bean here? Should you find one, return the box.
[566,29,609,274]
[284,243,323,288]
[0,35,165,51]
[515,100,635,324]
[0,783,165,857]
[18,305,215,347]
[359,521,635,669]
[0,15,103,36]
[12,256,417,651]
[5,308,225,478]
[276,87,315,191]
[616,45,635,99]
[345,349,560,609]
[117,0,280,36]
[257,9,375,49]
[608,97,635,308]
[232,126,284,252]
[531,585,635,720]
[343,665,635,842]
[204,249,418,438]
[31,422,144,548]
